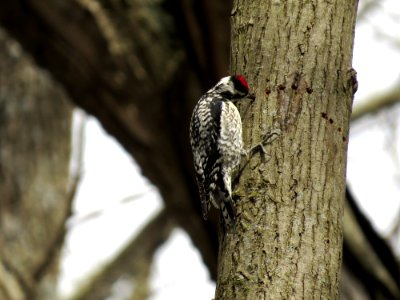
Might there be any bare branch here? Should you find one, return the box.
[69,209,175,300]
[0,0,220,276]
[356,0,381,22]
[388,208,400,252]
[352,85,400,121]
[67,189,154,227]
[68,109,86,198]
[344,189,400,299]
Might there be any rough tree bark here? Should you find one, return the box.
[216,1,358,299]
[1,1,399,299]
[0,0,228,276]
[0,29,72,300]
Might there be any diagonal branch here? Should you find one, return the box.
[0,0,219,276]
[69,209,175,300]
[352,85,400,121]
[343,189,400,299]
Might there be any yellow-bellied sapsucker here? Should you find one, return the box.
[189,75,251,227]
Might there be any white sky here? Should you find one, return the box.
[57,1,400,299]
[349,0,400,232]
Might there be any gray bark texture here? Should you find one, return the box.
[215,1,359,299]
[0,29,72,300]
[0,0,224,277]
[0,1,399,299]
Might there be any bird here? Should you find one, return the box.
[189,75,252,227]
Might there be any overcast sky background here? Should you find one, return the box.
[57,1,400,299]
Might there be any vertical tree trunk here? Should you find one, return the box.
[0,29,72,300]
[216,1,358,299]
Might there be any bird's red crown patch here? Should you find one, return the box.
[235,75,249,92]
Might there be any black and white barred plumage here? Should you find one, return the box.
[189,75,250,227]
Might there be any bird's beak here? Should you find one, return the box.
[247,93,256,100]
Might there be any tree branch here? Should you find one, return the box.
[0,0,220,276]
[70,209,175,300]
[352,85,400,121]
[343,189,400,299]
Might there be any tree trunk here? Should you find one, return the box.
[3,1,398,299]
[216,1,358,299]
[0,29,72,300]
[0,0,225,275]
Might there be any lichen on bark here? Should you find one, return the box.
[216,1,358,299]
